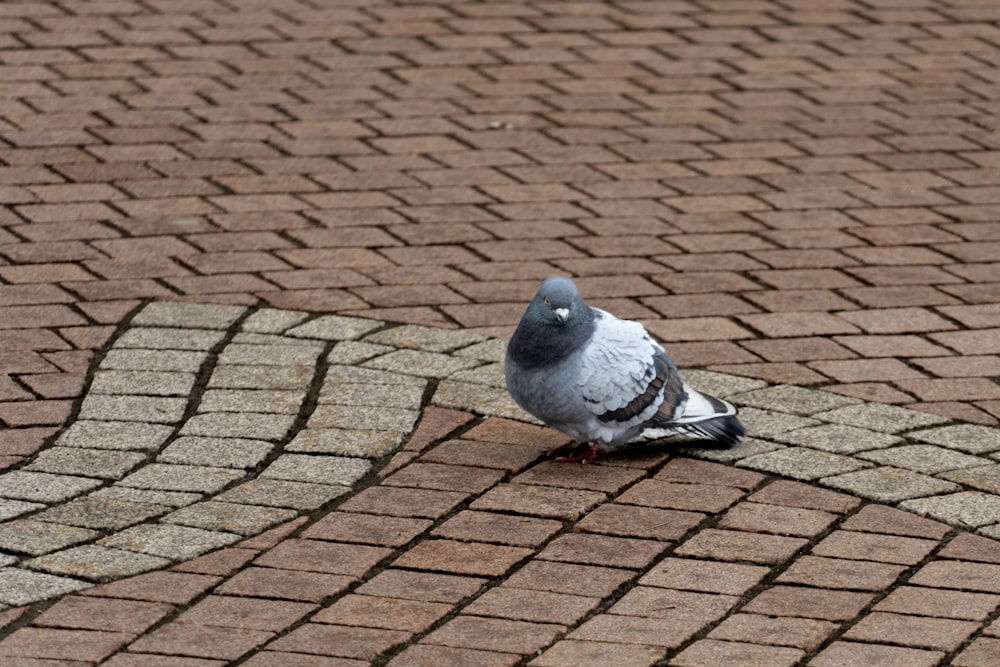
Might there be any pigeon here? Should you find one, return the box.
[505,276,745,463]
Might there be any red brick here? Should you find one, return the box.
[747,480,860,513]
[0,627,131,662]
[813,530,939,565]
[253,539,390,577]
[423,616,563,656]
[394,539,532,576]
[539,533,668,569]
[356,569,486,604]
[708,614,838,651]
[618,480,745,513]
[215,567,352,602]
[810,642,943,667]
[176,595,315,632]
[387,644,519,667]
[33,596,174,634]
[302,512,431,547]
[433,510,561,546]
[313,594,450,632]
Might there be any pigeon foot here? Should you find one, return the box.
[549,441,601,464]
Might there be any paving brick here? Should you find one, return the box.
[313,594,450,632]
[356,569,486,604]
[743,585,875,621]
[32,595,174,634]
[812,530,939,565]
[0,627,132,662]
[432,510,562,547]
[810,642,944,667]
[617,480,745,513]
[953,637,1000,667]
[539,533,667,569]
[175,595,315,632]
[471,483,605,520]
[708,613,838,651]
[640,558,768,595]
[393,539,532,576]
[422,616,564,656]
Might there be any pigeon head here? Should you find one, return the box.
[533,277,585,325]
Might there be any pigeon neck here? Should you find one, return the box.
[509,307,595,369]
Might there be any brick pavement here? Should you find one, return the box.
[1,0,1000,664]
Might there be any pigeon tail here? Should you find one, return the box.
[649,383,745,447]
[668,414,745,448]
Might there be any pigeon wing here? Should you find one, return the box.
[576,310,686,430]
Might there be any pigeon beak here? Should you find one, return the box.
[553,307,569,322]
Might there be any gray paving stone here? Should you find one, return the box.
[261,454,371,486]
[823,467,962,504]
[309,404,419,432]
[324,365,426,386]
[55,420,174,451]
[35,496,168,530]
[0,520,99,556]
[93,486,202,508]
[900,491,1000,529]
[198,388,305,414]
[118,463,244,494]
[433,379,529,422]
[285,314,384,341]
[977,524,1000,540]
[115,327,226,351]
[682,438,786,463]
[0,471,102,502]
[724,407,819,438]
[772,424,902,455]
[449,362,506,388]
[131,302,246,330]
[216,478,350,510]
[814,403,950,434]
[233,332,327,346]
[364,349,481,377]
[454,338,507,362]
[25,545,170,582]
[77,395,188,424]
[738,447,871,481]
[25,447,147,480]
[158,437,274,469]
[179,412,296,441]
[857,445,990,475]
[162,501,297,536]
[940,464,1000,495]
[0,498,45,521]
[99,348,206,372]
[89,370,197,396]
[680,370,769,398]
[240,308,310,333]
[324,340,394,365]
[0,568,91,606]
[909,424,1000,455]
[217,342,323,367]
[99,523,241,560]
[319,380,425,409]
[286,428,403,457]
[207,364,314,390]
[364,324,486,352]
[729,384,861,416]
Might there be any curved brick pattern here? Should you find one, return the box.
[0,304,489,602]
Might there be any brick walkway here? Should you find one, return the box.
[1,0,999,664]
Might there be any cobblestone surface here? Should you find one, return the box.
[1,0,999,664]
